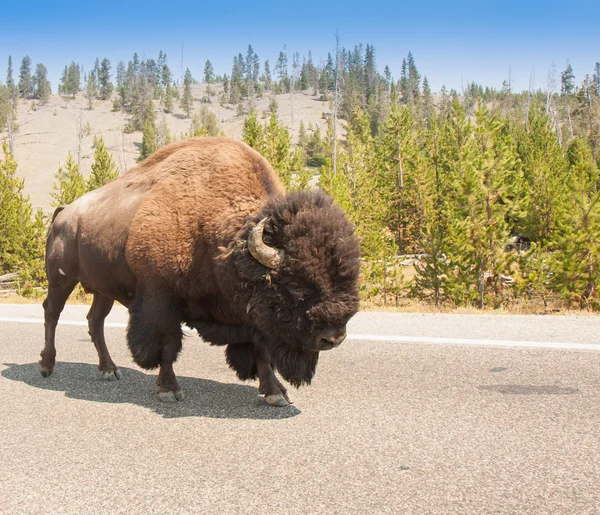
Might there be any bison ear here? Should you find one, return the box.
[248,218,284,269]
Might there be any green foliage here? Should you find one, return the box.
[204,60,215,83]
[241,108,264,150]
[164,84,175,113]
[52,153,86,206]
[0,85,16,131]
[98,58,113,100]
[139,111,158,161]
[513,104,568,244]
[18,56,33,98]
[6,56,15,92]
[86,72,98,110]
[550,139,600,309]
[33,63,51,102]
[0,142,46,289]
[561,61,575,96]
[242,110,307,190]
[59,62,81,97]
[181,68,193,117]
[444,103,521,308]
[87,137,119,190]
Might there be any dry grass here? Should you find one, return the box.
[2,293,597,316]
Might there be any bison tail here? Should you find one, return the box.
[225,343,258,381]
[50,206,65,224]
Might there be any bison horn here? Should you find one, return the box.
[248,218,283,269]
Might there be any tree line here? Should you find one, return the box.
[1,45,599,309]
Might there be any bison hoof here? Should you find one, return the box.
[265,393,290,407]
[101,369,123,381]
[158,390,185,403]
[38,361,54,378]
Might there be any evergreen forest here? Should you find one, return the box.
[1,45,600,311]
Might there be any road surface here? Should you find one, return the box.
[1,304,599,514]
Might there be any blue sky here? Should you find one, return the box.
[1,0,598,94]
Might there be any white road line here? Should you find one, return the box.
[346,334,600,351]
[0,317,127,328]
[1,316,598,351]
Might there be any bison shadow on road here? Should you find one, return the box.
[1,362,301,420]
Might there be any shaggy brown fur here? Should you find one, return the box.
[39,137,361,404]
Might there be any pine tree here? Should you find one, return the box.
[33,63,51,102]
[203,60,215,83]
[138,99,158,161]
[408,119,453,306]
[86,72,98,110]
[181,68,193,117]
[514,104,568,245]
[0,141,30,272]
[263,60,272,91]
[551,138,600,309]
[61,62,81,97]
[6,56,16,99]
[52,152,87,206]
[561,61,575,96]
[593,62,600,97]
[320,106,397,301]
[325,53,335,91]
[305,126,326,167]
[98,58,113,100]
[0,142,46,287]
[275,50,288,91]
[18,56,33,98]
[246,45,259,84]
[444,102,520,308]
[364,44,377,101]
[399,58,408,101]
[241,108,264,151]
[87,137,119,190]
[93,58,100,90]
[164,84,175,113]
[377,102,421,252]
[115,61,126,90]
[200,105,219,136]
[6,56,14,89]
[319,68,329,98]
[156,115,172,148]
[422,76,433,125]
[262,112,293,187]
[298,120,308,150]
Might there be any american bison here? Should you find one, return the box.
[40,137,361,406]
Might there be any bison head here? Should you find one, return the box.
[232,190,361,387]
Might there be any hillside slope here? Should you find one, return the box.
[2,83,338,212]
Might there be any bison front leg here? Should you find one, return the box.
[127,293,184,402]
[253,346,292,407]
[224,344,292,406]
[256,358,292,407]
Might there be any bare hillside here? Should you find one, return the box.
[2,83,339,212]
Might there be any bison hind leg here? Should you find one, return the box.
[87,293,121,380]
[225,343,258,381]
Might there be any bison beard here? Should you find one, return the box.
[188,320,320,387]
[223,343,319,388]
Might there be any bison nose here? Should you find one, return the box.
[314,328,347,351]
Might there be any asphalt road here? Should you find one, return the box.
[1,304,599,514]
